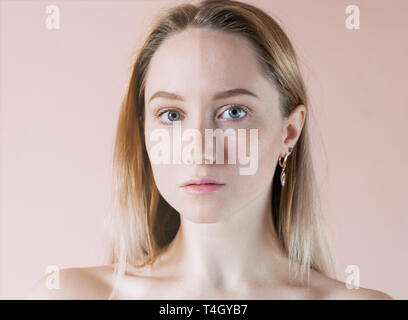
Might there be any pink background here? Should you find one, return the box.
[1,0,407,299]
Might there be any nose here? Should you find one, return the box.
[182,113,216,165]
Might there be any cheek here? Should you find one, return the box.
[150,164,173,191]
[144,121,156,152]
[150,163,184,213]
[258,126,281,171]
[144,124,176,199]
[232,125,281,196]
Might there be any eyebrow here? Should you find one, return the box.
[147,88,259,104]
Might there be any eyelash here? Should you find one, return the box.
[154,104,251,125]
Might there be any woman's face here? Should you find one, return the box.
[144,27,285,223]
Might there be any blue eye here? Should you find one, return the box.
[157,109,182,124]
[219,105,249,120]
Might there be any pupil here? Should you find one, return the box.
[229,108,241,118]
[169,112,179,121]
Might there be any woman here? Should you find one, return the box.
[28,0,393,299]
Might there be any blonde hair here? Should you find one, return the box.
[108,0,335,298]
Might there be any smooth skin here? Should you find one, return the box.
[27,27,393,300]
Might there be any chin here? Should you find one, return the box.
[180,210,228,224]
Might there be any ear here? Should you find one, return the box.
[280,104,306,157]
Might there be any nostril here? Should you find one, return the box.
[203,153,214,164]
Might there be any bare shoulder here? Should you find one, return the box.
[310,270,394,300]
[328,283,394,300]
[26,264,116,300]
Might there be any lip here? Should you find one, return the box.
[180,178,226,195]
[181,178,224,187]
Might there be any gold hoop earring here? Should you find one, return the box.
[279,147,293,187]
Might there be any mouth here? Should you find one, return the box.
[180,178,226,195]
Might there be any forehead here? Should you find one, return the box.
[144,27,269,101]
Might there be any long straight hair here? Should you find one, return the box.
[108,0,335,298]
